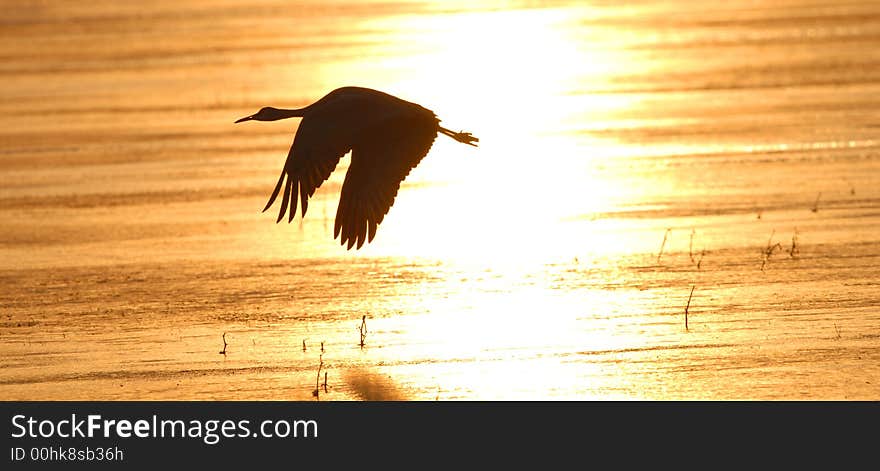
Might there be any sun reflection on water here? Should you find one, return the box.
[365,260,673,399]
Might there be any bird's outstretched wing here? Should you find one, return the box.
[263,108,354,223]
[335,114,438,250]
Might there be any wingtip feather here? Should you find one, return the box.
[277,178,293,223]
[263,170,286,213]
[288,180,297,223]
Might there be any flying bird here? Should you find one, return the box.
[235,86,478,250]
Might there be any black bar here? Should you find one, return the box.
[1,401,876,468]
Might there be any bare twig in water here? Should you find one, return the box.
[219,332,227,355]
[789,228,800,258]
[358,315,368,348]
[689,230,706,269]
[323,371,328,393]
[689,229,696,264]
[302,339,307,352]
[811,192,821,213]
[685,286,695,331]
[657,228,671,265]
[320,341,324,353]
[312,354,323,399]
[833,323,841,339]
[761,230,784,271]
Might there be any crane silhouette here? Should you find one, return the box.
[235,86,478,250]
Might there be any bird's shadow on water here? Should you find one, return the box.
[343,369,408,401]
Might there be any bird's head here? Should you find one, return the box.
[235,107,282,123]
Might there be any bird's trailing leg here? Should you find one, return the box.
[439,126,479,147]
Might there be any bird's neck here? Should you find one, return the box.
[267,107,308,121]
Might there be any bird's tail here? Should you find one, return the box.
[439,126,479,147]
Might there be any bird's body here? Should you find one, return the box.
[236,86,477,249]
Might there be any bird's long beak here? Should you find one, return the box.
[234,115,254,123]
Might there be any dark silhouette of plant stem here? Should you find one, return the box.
[761,230,783,271]
[219,332,227,355]
[358,315,367,348]
[689,229,696,264]
[789,228,799,258]
[657,228,671,265]
[685,286,694,331]
[313,354,323,399]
